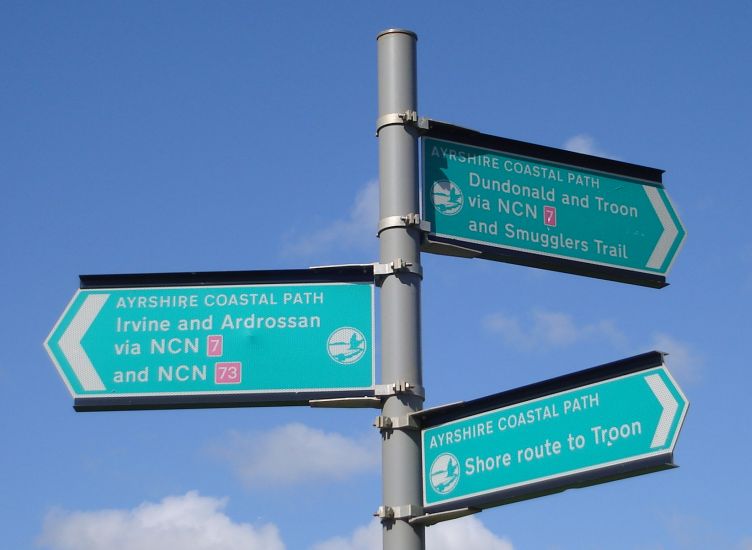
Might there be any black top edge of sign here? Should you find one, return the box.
[80,265,376,289]
[416,351,665,428]
[424,120,664,185]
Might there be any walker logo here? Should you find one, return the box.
[431,180,464,216]
[430,453,461,495]
[327,327,367,365]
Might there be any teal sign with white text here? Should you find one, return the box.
[45,282,374,409]
[421,362,687,511]
[422,136,686,286]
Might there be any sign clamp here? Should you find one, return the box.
[374,380,425,400]
[375,110,429,136]
[374,258,423,279]
[374,504,424,522]
[374,504,480,527]
[374,414,419,431]
[310,381,424,409]
[377,213,431,237]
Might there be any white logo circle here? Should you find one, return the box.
[430,453,460,495]
[431,180,463,216]
[327,327,367,365]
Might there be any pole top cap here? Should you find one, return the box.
[377,28,418,41]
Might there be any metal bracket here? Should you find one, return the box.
[374,414,419,431]
[374,504,424,521]
[409,507,481,527]
[309,397,382,409]
[374,380,425,400]
[420,238,482,259]
[373,258,423,279]
[377,213,431,237]
[375,110,430,136]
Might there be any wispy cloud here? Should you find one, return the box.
[38,492,284,550]
[563,134,618,159]
[482,309,625,351]
[311,516,513,550]
[650,332,703,384]
[310,519,379,550]
[282,180,379,260]
[210,423,379,488]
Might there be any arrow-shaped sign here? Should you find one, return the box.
[417,352,688,514]
[421,122,687,288]
[45,268,376,411]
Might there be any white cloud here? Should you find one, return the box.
[563,134,618,159]
[428,516,514,550]
[282,180,379,259]
[311,516,513,550]
[483,309,625,351]
[650,333,703,384]
[310,519,380,550]
[211,423,379,487]
[38,492,284,550]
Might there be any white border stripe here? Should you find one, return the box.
[59,294,108,391]
[645,373,678,448]
[645,186,679,269]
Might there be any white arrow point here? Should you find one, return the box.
[645,373,678,448]
[644,186,679,270]
[59,294,109,391]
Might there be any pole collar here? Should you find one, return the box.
[374,380,425,399]
[374,414,419,431]
[374,504,423,521]
[375,110,429,136]
[377,213,431,237]
[374,258,423,279]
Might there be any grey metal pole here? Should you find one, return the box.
[376,29,424,550]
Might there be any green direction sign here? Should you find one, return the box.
[420,353,688,513]
[45,272,375,411]
[422,124,686,287]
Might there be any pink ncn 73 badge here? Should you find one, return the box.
[215,362,242,384]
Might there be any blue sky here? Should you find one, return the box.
[2,2,751,549]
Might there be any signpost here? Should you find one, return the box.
[422,122,686,288]
[418,352,687,514]
[45,267,375,410]
[43,31,690,550]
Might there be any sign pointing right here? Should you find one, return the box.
[421,122,687,288]
[417,352,688,514]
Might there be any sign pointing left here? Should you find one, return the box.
[45,267,376,411]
